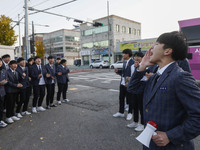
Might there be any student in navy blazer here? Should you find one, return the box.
[16,58,31,117]
[0,58,8,127]
[45,56,57,109]
[30,57,47,113]
[56,59,70,105]
[113,49,134,120]
[5,60,23,124]
[1,54,10,70]
[130,31,200,150]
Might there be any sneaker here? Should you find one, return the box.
[37,106,46,112]
[32,107,37,113]
[127,122,138,128]
[16,113,23,118]
[3,109,6,113]
[57,101,61,105]
[125,105,129,112]
[0,121,7,128]
[22,111,31,115]
[126,113,133,121]
[11,116,20,121]
[62,99,70,103]
[135,124,144,132]
[6,118,14,124]
[50,104,57,107]
[46,106,51,109]
[113,112,125,118]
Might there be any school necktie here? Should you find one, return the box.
[38,66,41,74]
[152,73,161,89]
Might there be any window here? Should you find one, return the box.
[116,24,120,32]
[137,29,141,36]
[82,40,109,49]
[122,26,126,33]
[132,28,136,35]
[82,26,109,36]
[128,27,132,34]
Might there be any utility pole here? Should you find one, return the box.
[24,0,30,60]
[31,21,35,57]
[18,14,22,56]
[107,1,111,63]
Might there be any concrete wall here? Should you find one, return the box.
[0,45,15,60]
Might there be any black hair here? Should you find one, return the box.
[48,56,54,60]
[134,52,144,57]
[28,58,34,63]
[60,59,67,64]
[56,58,61,60]
[156,31,188,60]
[9,60,17,66]
[34,56,41,61]
[17,57,25,63]
[2,54,10,59]
[122,49,132,57]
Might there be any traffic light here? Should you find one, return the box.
[93,22,103,27]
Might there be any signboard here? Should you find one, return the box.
[93,48,111,55]
[188,46,200,80]
[120,40,156,51]
[80,50,90,56]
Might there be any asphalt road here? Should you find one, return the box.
[0,68,200,150]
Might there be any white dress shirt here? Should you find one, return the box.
[37,64,45,85]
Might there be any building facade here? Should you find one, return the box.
[80,15,141,65]
[43,29,80,65]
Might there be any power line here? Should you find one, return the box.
[31,0,51,8]
[29,0,77,15]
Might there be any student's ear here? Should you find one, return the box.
[164,48,173,56]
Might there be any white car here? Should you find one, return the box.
[90,60,110,69]
[110,61,123,69]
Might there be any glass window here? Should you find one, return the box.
[82,40,108,49]
[116,24,120,32]
[82,26,109,36]
[122,26,126,33]
[55,36,63,42]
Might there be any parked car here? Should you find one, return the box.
[110,61,123,69]
[90,60,110,69]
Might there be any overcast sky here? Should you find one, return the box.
[1,0,200,45]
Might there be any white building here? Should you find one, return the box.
[80,15,141,65]
[43,29,80,65]
[0,45,15,59]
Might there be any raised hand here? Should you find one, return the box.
[139,48,155,71]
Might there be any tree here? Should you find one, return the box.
[0,15,17,46]
[35,40,45,57]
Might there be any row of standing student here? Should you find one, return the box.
[0,55,70,127]
[113,49,192,132]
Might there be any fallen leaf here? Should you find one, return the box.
[18,126,21,128]
[130,134,135,136]
[58,135,62,138]
[30,120,32,122]
[40,137,44,140]
[54,122,56,124]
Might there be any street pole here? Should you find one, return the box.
[18,14,22,56]
[107,1,111,63]
[32,21,35,57]
[25,0,30,60]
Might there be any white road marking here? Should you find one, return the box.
[108,89,119,92]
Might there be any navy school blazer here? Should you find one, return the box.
[56,64,70,84]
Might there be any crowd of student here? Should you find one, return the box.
[112,31,200,150]
[0,55,70,127]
